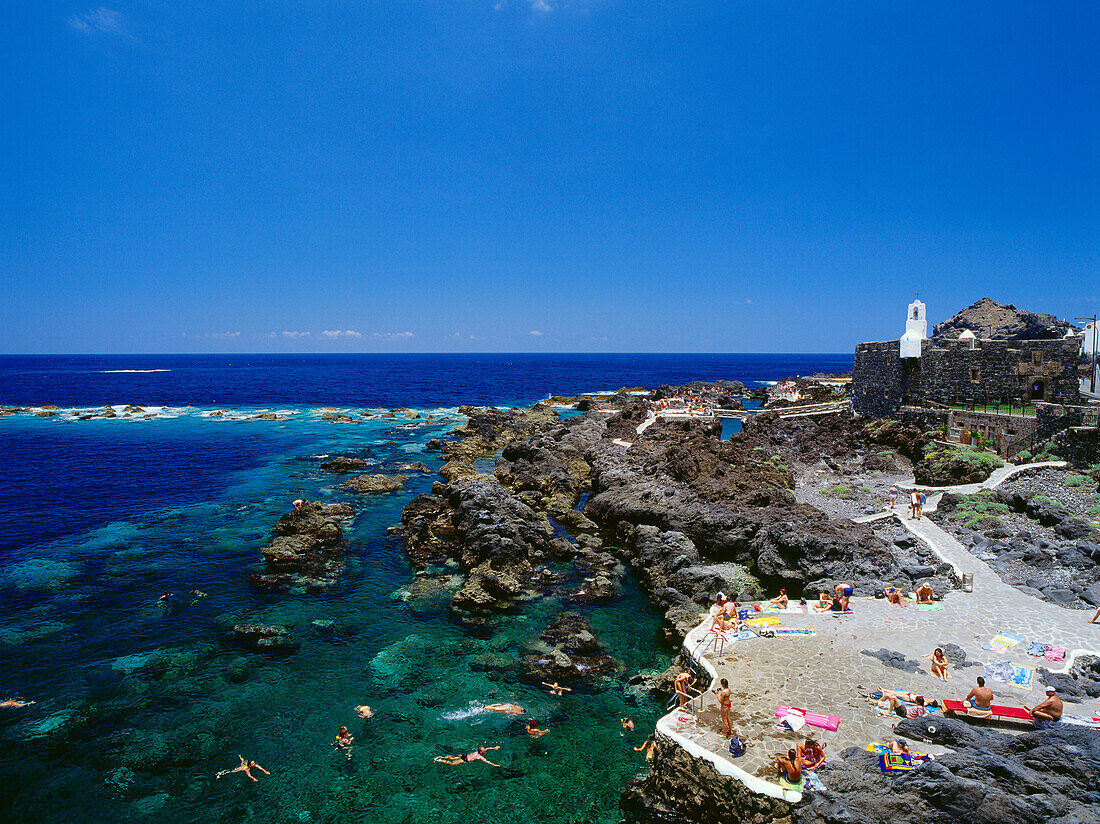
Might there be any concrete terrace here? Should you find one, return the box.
[655,460,1100,800]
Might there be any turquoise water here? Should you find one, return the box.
[0,410,669,823]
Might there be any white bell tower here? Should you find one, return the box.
[900,299,926,358]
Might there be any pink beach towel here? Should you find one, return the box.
[776,705,841,731]
[1044,646,1066,662]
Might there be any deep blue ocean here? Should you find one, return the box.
[0,353,851,824]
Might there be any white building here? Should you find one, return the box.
[900,299,927,358]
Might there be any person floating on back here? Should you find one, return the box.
[216,755,270,782]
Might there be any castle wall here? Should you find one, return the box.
[853,337,1080,418]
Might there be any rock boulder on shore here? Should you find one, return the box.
[249,500,354,591]
[341,474,408,494]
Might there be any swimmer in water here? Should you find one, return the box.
[157,592,173,603]
[216,755,270,782]
[355,705,373,719]
[433,745,501,767]
[0,697,35,709]
[484,703,525,715]
[525,720,549,737]
[621,717,635,734]
[634,734,657,760]
[542,681,572,696]
[333,726,354,759]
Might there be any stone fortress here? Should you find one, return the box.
[853,298,1081,420]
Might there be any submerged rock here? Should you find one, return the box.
[320,456,369,473]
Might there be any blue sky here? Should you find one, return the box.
[2,2,1097,353]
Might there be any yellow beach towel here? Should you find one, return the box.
[746,616,781,627]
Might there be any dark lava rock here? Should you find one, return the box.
[341,474,408,494]
[1038,654,1100,699]
[520,613,620,685]
[425,438,442,451]
[933,297,1074,341]
[320,456,369,473]
[250,501,354,591]
[861,647,923,673]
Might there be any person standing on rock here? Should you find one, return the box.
[292,499,304,514]
[715,678,733,737]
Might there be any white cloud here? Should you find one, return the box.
[281,331,310,338]
[590,336,609,342]
[529,330,543,336]
[372,331,415,340]
[529,0,554,11]
[210,331,241,339]
[320,330,363,339]
[469,334,485,341]
[68,7,128,36]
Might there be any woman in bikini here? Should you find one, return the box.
[797,738,826,770]
[526,720,549,737]
[715,678,732,738]
[924,647,951,680]
[434,745,501,767]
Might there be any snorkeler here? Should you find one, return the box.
[434,745,501,767]
[355,705,374,719]
[333,726,354,759]
[216,755,270,782]
[157,592,173,603]
[0,697,35,709]
[543,681,572,696]
[621,718,635,734]
[484,703,525,715]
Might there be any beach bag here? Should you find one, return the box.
[728,736,747,757]
[874,589,885,599]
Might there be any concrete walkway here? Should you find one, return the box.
[654,459,1098,801]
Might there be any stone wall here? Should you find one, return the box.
[853,337,1080,418]
[1055,427,1100,468]
[948,410,1037,457]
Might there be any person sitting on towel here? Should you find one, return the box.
[915,583,934,604]
[1025,687,1063,728]
[884,585,905,607]
[776,748,803,787]
[813,591,832,612]
[766,588,789,609]
[965,676,993,710]
[797,738,826,770]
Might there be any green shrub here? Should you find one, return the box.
[1016,450,1032,462]
[877,450,894,457]
[821,484,853,499]
[1031,494,1065,509]
[964,515,1003,530]
[860,485,873,493]
[1065,475,1093,488]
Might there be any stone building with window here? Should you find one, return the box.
[853,299,1080,419]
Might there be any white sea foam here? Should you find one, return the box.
[99,369,171,373]
[441,701,493,722]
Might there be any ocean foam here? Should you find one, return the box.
[99,369,171,373]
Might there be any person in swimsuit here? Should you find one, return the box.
[909,490,920,519]
[484,703,524,715]
[293,499,304,514]
[884,585,905,607]
[965,676,993,710]
[526,720,549,737]
[216,755,270,782]
[915,584,934,605]
[890,738,910,755]
[715,678,732,737]
[889,485,899,509]
[835,583,852,611]
[924,648,950,680]
[634,734,657,760]
[673,671,695,710]
[0,697,35,709]
[767,589,789,609]
[355,705,374,719]
[1025,687,1063,728]
[332,725,354,759]
[813,591,832,612]
[434,745,501,767]
[542,682,572,696]
[621,717,634,734]
[157,592,173,603]
[776,748,803,788]
[797,738,825,770]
